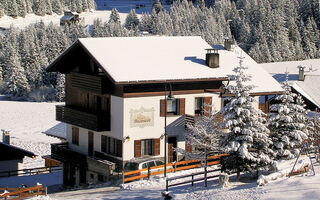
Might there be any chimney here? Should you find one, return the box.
[1,130,10,144]
[298,66,305,81]
[224,38,233,51]
[205,49,219,68]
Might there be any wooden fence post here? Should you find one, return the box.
[166,179,169,192]
[191,175,194,187]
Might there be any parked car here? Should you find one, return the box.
[124,158,172,176]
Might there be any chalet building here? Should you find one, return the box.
[261,59,320,112]
[46,36,283,186]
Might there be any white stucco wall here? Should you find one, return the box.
[122,92,221,161]
[65,93,261,161]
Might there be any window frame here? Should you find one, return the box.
[195,97,204,115]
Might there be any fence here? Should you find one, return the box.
[0,166,62,178]
[123,154,227,183]
[165,168,221,192]
[0,185,47,200]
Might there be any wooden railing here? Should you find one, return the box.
[69,72,110,94]
[0,166,62,178]
[56,105,110,131]
[123,154,228,183]
[51,142,87,166]
[0,185,47,200]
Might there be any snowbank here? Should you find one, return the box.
[257,156,312,186]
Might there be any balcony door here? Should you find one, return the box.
[88,131,94,156]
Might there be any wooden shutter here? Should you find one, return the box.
[186,143,192,153]
[116,139,122,157]
[204,97,212,116]
[72,127,79,145]
[179,98,185,115]
[101,135,106,153]
[160,99,165,117]
[154,138,160,156]
[134,140,141,157]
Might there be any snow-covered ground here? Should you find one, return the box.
[39,162,319,200]
[0,10,131,30]
[0,98,62,169]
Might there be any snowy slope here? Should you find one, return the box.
[0,99,62,169]
[0,10,132,30]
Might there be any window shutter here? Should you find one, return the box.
[154,138,160,156]
[186,142,192,153]
[134,140,141,157]
[204,97,212,116]
[101,135,106,153]
[179,98,185,115]
[160,99,165,117]
[116,139,122,157]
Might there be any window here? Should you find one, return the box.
[101,135,122,157]
[148,161,156,167]
[195,97,204,115]
[160,98,185,116]
[72,127,79,145]
[167,99,177,114]
[134,138,160,157]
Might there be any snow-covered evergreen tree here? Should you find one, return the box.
[124,9,139,30]
[220,57,273,178]
[152,0,163,14]
[7,0,19,18]
[268,72,309,160]
[3,44,30,97]
[108,8,120,24]
[55,73,65,102]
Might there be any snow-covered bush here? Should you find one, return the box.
[220,58,273,179]
[176,105,221,161]
[268,72,309,160]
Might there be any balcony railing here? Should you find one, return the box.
[69,72,110,94]
[56,105,110,131]
[51,142,87,166]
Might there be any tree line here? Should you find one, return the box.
[0,0,96,18]
[0,0,319,100]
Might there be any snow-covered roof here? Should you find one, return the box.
[261,59,320,109]
[75,36,282,94]
[43,122,66,140]
[60,15,74,21]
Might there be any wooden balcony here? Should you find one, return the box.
[51,142,87,166]
[56,105,110,131]
[69,72,110,94]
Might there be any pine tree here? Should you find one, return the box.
[3,44,30,97]
[33,0,46,16]
[16,0,27,17]
[268,72,309,160]
[51,0,63,14]
[7,0,19,18]
[55,73,65,101]
[108,8,120,24]
[220,57,273,179]
[152,0,163,14]
[124,9,139,30]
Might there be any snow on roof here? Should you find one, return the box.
[78,36,283,94]
[261,59,320,108]
[60,15,74,21]
[43,122,66,140]
[260,59,320,76]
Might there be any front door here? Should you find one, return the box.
[168,137,177,163]
[88,131,94,156]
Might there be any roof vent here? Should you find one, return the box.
[224,38,233,51]
[298,65,305,81]
[205,49,219,68]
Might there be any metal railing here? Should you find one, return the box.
[0,166,62,178]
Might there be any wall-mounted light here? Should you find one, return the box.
[124,136,130,142]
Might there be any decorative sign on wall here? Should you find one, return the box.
[130,107,154,128]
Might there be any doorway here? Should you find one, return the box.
[168,137,177,163]
[88,131,94,156]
